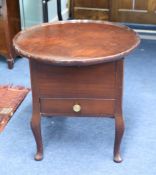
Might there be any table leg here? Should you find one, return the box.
[7,58,14,69]
[2,52,15,69]
[114,114,125,163]
[30,60,43,161]
[113,60,125,163]
[57,0,63,20]
[31,110,43,161]
[42,0,49,22]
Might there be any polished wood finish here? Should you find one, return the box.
[31,60,116,116]
[40,98,115,116]
[36,61,116,98]
[70,0,110,20]
[0,0,21,68]
[110,0,156,24]
[13,20,139,66]
[71,0,156,24]
[13,20,140,162]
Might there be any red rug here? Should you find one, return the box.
[0,85,30,132]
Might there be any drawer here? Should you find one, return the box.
[40,98,115,117]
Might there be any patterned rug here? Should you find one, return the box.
[0,85,30,132]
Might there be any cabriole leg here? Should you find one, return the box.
[31,112,43,161]
[114,114,125,163]
[113,59,124,163]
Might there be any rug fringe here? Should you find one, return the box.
[0,85,30,91]
[0,85,30,132]
[0,85,12,88]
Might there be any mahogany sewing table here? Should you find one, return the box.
[13,20,140,162]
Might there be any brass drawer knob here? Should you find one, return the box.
[73,104,81,112]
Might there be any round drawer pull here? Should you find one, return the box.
[73,104,81,112]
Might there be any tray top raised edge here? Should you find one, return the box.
[13,20,140,66]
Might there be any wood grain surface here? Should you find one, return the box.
[13,20,140,162]
[13,20,140,66]
[0,0,21,68]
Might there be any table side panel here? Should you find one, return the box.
[32,61,116,99]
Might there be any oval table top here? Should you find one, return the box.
[13,20,140,66]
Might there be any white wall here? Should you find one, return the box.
[48,0,69,22]
[20,0,69,29]
[19,0,43,29]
